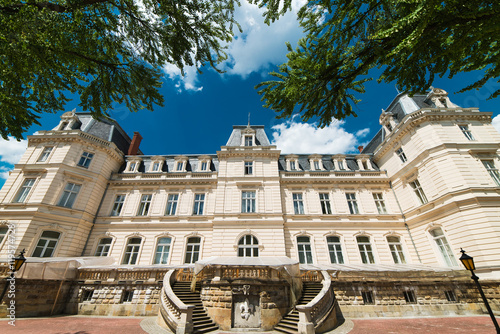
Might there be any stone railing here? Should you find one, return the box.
[158,269,194,334]
[301,270,322,282]
[77,268,169,282]
[297,270,336,334]
[200,266,281,281]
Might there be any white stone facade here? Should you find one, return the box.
[1,89,499,278]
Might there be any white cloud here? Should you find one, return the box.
[271,117,370,154]
[0,137,27,165]
[0,166,11,180]
[492,114,500,133]
[165,0,307,91]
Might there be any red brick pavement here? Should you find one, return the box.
[349,316,500,334]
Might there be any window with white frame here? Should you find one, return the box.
[292,193,304,214]
[111,195,125,216]
[77,151,94,168]
[289,160,297,170]
[244,161,253,175]
[238,235,259,257]
[32,231,61,257]
[346,193,359,214]
[409,179,428,205]
[319,193,332,214]
[387,236,406,264]
[429,228,458,266]
[482,160,500,186]
[165,194,179,215]
[95,238,112,256]
[313,160,320,170]
[241,191,256,213]
[0,226,9,245]
[58,182,81,208]
[38,146,53,162]
[338,160,345,170]
[176,161,184,171]
[193,194,205,215]
[128,161,137,172]
[154,237,172,264]
[297,236,313,264]
[396,147,407,163]
[137,194,152,216]
[459,125,474,141]
[244,135,253,147]
[372,193,387,214]
[184,237,201,264]
[151,161,161,172]
[122,237,142,265]
[327,236,344,264]
[14,178,36,203]
[357,236,375,264]
[200,161,208,171]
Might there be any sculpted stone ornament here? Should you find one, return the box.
[240,298,254,321]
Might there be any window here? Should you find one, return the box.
[111,195,125,216]
[409,179,428,205]
[387,236,406,264]
[319,193,332,214]
[95,238,112,256]
[165,194,179,215]
[128,162,137,172]
[429,228,458,266]
[244,161,253,175]
[326,236,344,264]
[154,237,172,264]
[151,162,160,172]
[238,235,259,257]
[444,290,457,302]
[176,161,184,171]
[193,194,205,215]
[200,161,208,171]
[122,237,142,265]
[357,236,375,264]
[137,194,152,216]
[386,122,393,132]
[121,290,134,303]
[396,147,407,163]
[38,147,53,162]
[338,160,345,170]
[361,291,374,305]
[241,191,256,213]
[346,193,359,214]
[292,193,304,214]
[459,125,474,141]
[372,193,387,214]
[482,160,500,186]
[290,160,296,170]
[81,290,94,302]
[58,182,81,208]
[32,231,61,257]
[313,160,320,170]
[184,237,201,264]
[14,178,36,203]
[403,290,417,304]
[77,151,94,168]
[244,135,253,146]
[0,227,9,245]
[297,236,313,264]
[362,161,369,170]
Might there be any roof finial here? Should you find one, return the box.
[247,112,251,128]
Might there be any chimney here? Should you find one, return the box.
[128,132,143,155]
[358,145,364,153]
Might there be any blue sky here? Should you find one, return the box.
[1,1,500,188]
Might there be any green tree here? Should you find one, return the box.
[257,0,500,127]
[0,0,291,139]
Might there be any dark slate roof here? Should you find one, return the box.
[277,155,379,172]
[74,113,138,155]
[225,126,271,146]
[120,155,220,173]
[362,128,384,154]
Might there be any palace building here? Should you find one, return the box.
[1,88,499,333]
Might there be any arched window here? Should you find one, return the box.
[326,236,344,264]
[387,236,406,264]
[238,235,259,257]
[297,236,313,264]
[122,237,142,265]
[32,231,61,257]
[154,237,172,264]
[184,237,201,264]
[95,238,112,256]
[356,236,375,264]
[429,228,457,266]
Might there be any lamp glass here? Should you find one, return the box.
[460,253,475,271]
[13,253,26,272]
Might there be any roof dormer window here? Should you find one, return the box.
[148,156,165,173]
[244,135,253,147]
[285,155,299,171]
[125,158,141,173]
[197,156,211,172]
[309,155,323,171]
[174,156,188,172]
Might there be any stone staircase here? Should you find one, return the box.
[274,282,323,334]
[172,281,218,334]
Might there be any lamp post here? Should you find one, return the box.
[0,249,26,302]
[459,248,500,334]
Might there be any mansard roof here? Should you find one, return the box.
[225,125,271,146]
[277,154,379,172]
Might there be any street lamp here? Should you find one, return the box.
[0,249,27,302]
[459,248,500,334]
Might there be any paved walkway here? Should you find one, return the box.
[0,315,499,333]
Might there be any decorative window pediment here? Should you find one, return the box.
[125,157,142,173]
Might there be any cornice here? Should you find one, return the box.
[217,147,281,159]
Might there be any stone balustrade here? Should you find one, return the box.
[77,268,169,282]
[159,269,194,334]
